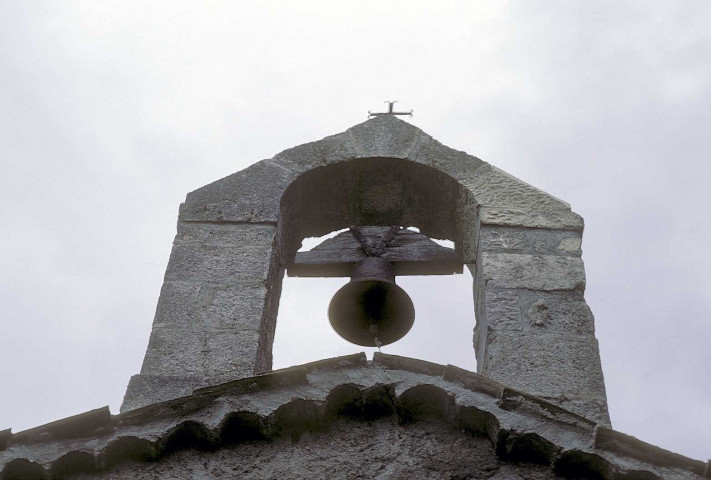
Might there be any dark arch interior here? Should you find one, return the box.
[278,157,473,263]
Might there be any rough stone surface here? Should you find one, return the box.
[462,165,570,212]
[348,114,423,159]
[479,206,584,231]
[121,374,208,412]
[175,222,277,247]
[482,290,595,335]
[179,161,297,223]
[165,244,274,284]
[481,252,586,292]
[71,421,515,480]
[479,226,582,257]
[482,332,610,426]
[139,326,259,378]
[150,282,268,330]
[2,355,704,480]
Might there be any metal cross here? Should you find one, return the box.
[368,101,413,118]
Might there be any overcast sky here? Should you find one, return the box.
[1,1,709,461]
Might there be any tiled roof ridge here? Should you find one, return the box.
[1,353,708,479]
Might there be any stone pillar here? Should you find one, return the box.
[472,209,610,426]
[121,221,280,411]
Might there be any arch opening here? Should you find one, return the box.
[273,227,476,370]
[266,158,479,371]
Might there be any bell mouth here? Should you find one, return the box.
[328,278,415,347]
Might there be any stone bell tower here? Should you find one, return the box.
[7,114,708,479]
[121,114,609,426]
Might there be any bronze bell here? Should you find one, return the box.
[328,256,415,347]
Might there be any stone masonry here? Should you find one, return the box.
[122,115,610,426]
[2,354,706,479]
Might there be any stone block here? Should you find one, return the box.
[179,201,279,223]
[181,160,296,222]
[556,397,611,427]
[557,236,582,254]
[165,244,274,284]
[482,332,607,415]
[482,290,595,335]
[481,289,521,331]
[273,131,357,169]
[479,206,584,231]
[348,115,421,159]
[198,284,268,330]
[479,226,582,256]
[140,326,212,376]
[463,165,570,212]
[175,223,276,248]
[481,252,586,291]
[151,280,202,328]
[140,325,262,378]
[458,191,479,264]
[121,374,207,412]
[152,282,268,331]
[202,328,261,377]
[411,135,485,181]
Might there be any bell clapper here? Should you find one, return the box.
[369,321,383,350]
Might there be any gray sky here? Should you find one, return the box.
[1,1,709,461]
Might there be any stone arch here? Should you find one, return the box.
[122,116,610,426]
[261,157,476,369]
[277,157,473,259]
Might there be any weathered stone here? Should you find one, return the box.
[480,226,582,256]
[273,131,357,169]
[165,244,273,284]
[499,388,596,429]
[482,332,609,425]
[443,364,505,397]
[5,359,701,480]
[180,160,297,223]
[595,426,707,473]
[481,290,595,335]
[198,284,268,330]
[479,205,584,231]
[139,327,211,376]
[529,299,550,327]
[175,222,276,247]
[482,289,522,331]
[558,236,583,254]
[458,191,479,263]
[202,328,261,377]
[139,325,259,378]
[481,252,586,291]
[122,374,207,412]
[179,201,280,223]
[12,407,111,443]
[373,352,446,376]
[411,134,486,181]
[75,421,508,480]
[348,114,422,159]
[463,165,570,212]
[151,281,202,328]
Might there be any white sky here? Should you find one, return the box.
[1,1,709,461]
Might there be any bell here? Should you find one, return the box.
[328,257,415,347]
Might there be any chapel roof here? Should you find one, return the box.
[1,353,708,479]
